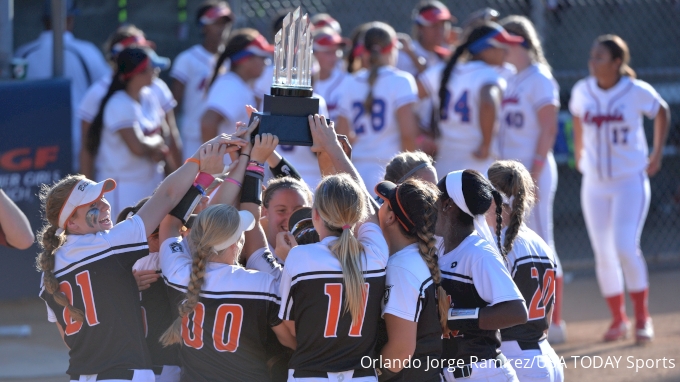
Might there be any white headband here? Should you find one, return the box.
[445,171,498,250]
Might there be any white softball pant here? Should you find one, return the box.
[70,369,155,382]
[441,359,519,382]
[581,172,650,297]
[500,340,564,382]
[287,369,377,381]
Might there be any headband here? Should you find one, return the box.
[445,171,497,249]
[397,162,431,184]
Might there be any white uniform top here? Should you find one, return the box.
[503,225,555,279]
[396,40,443,77]
[382,243,432,321]
[170,45,216,142]
[78,76,176,123]
[569,76,665,180]
[420,60,506,155]
[96,88,165,181]
[204,71,256,135]
[15,30,111,170]
[337,66,418,190]
[253,64,273,105]
[498,64,560,163]
[314,68,351,122]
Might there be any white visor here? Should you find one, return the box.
[57,178,117,233]
[213,210,256,251]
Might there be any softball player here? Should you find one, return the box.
[497,15,567,342]
[171,1,232,159]
[85,47,172,218]
[78,26,179,180]
[384,151,438,185]
[336,22,420,191]
[418,22,523,176]
[36,135,246,381]
[436,170,527,382]
[487,160,564,382]
[313,27,350,122]
[373,179,448,382]
[570,34,670,344]
[201,29,273,143]
[261,177,313,258]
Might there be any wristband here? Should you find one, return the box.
[246,165,265,173]
[248,160,264,167]
[270,156,302,180]
[225,178,242,187]
[240,171,264,205]
[185,158,200,166]
[169,185,203,224]
[447,307,480,332]
[376,367,399,382]
[194,172,215,189]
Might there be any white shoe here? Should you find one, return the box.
[548,320,567,344]
[635,318,654,346]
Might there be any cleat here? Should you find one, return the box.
[548,320,567,344]
[603,320,630,342]
[635,318,653,346]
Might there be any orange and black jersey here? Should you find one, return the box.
[40,215,152,376]
[381,243,442,382]
[500,226,556,343]
[279,222,388,374]
[161,237,282,382]
[437,234,524,364]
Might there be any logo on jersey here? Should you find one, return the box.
[263,250,278,270]
[170,242,184,253]
[450,261,457,269]
[384,285,393,304]
[501,96,519,106]
[583,111,624,128]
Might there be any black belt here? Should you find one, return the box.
[152,366,164,375]
[452,353,507,379]
[69,368,135,381]
[294,368,377,378]
[517,340,541,351]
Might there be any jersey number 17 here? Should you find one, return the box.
[324,283,370,338]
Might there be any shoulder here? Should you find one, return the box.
[15,38,41,58]
[388,247,430,279]
[571,77,591,95]
[630,78,660,96]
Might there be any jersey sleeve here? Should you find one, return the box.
[107,215,147,247]
[169,50,192,84]
[45,301,57,323]
[568,79,587,118]
[151,78,177,112]
[529,72,560,111]
[635,80,667,118]
[278,254,296,320]
[316,94,330,118]
[335,77,355,121]
[383,265,424,322]
[204,78,239,124]
[266,276,283,327]
[246,247,283,281]
[104,93,140,132]
[159,236,192,289]
[357,222,389,266]
[470,247,524,306]
[392,72,418,109]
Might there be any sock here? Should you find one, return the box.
[629,289,649,328]
[552,276,563,324]
[605,294,628,325]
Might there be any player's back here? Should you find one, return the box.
[280,222,388,375]
[161,237,280,382]
[501,225,556,343]
[40,215,152,376]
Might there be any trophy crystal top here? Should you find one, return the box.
[272,7,313,97]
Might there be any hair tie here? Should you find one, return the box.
[342,224,351,230]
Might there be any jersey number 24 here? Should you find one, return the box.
[182,302,244,352]
[441,90,470,122]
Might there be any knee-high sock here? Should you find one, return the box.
[629,288,649,327]
[605,294,628,324]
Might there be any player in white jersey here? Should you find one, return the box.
[417,22,523,176]
[487,160,564,382]
[436,169,527,381]
[79,26,181,180]
[84,48,172,218]
[570,35,670,345]
[201,29,273,142]
[384,151,438,185]
[497,16,567,343]
[312,27,350,123]
[36,134,247,381]
[336,22,419,191]
[171,1,232,159]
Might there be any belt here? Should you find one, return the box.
[517,340,541,351]
[69,368,135,381]
[152,366,164,375]
[294,368,376,378]
[452,353,507,379]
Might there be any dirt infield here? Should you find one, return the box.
[0,268,678,381]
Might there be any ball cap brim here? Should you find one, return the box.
[289,207,313,233]
[213,210,256,251]
[375,181,416,234]
[58,178,117,230]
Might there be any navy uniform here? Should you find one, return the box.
[279,222,388,381]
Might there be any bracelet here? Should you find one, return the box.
[246,166,265,173]
[194,172,215,189]
[240,153,251,159]
[185,158,200,166]
[248,160,264,167]
[225,178,242,187]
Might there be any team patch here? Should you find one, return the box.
[384,285,393,304]
[170,242,184,253]
[450,261,457,268]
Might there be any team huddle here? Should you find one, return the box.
[31,1,670,381]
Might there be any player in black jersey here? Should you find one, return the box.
[436,170,528,382]
[373,178,448,382]
[278,115,387,381]
[36,135,246,382]
[487,160,564,381]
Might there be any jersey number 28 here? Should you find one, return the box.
[352,100,386,134]
[324,283,369,337]
[182,302,244,352]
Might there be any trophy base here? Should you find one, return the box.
[248,94,320,146]
[270,86,313,98]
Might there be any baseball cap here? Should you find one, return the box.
[213,210,256,251]
[464,7,500,28]
[198,2,233,25]
[230,33,274,64]
[414,2,456,26]
[110,35,151,58]
[57,178,117,232]
[146,48,171,71]
[311,13,342,35]
[375,181,416,234]
[468,24,524,55]
[43,0,79,17]
[313,27,345,52]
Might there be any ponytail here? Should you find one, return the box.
[438,42,468,120]
[363,47,381,117]
[87,74,127,156]
[207,28,261,92]
[490,190,505,258]
[622,65,636,78]
[361,22,395,118]
[329,227,366,326]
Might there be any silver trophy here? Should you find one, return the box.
[250,7,319,145]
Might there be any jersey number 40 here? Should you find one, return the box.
[324,283,370,338]
[182,303,244,352]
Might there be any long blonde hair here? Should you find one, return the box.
[314,174,368,326]
[160,204,241,346]
[36,174,87,323]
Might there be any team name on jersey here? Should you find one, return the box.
[583,111,624,127]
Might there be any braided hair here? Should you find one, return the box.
[207,28,260,91]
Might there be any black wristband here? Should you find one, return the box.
[240,171,264,205]
[169,185,203,224]
[376,367,399,382]
[270,157,302,180]
[446,307,480,332]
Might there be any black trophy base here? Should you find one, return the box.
[248,93,320,146]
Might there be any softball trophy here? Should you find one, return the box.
[249,7,319,146]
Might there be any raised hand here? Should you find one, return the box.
[251,133,279,164]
